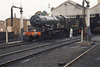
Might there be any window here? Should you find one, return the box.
[64,3,67,6]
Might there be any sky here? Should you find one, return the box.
[0,0,97,20]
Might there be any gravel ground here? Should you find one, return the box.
[0,39,60,55]
[0,37,73,55]
[3,42,92,67]
[0,42,49,55]
[0,39,79,64]
[92,35,100,42]
[70,42,100,67]
[2,35,100,67]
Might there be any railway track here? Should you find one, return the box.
[0,39,40,49]
[0,36,80,49]
[0,37,80,66]
[0,41,31,49]
[0,37,80,56]
[63,42,99,67]
[0,38,21,44]
[0,36,80,56]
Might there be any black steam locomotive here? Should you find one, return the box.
[24,15,81,41]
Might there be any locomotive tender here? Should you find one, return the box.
[24,15,81,41]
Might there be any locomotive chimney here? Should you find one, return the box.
[98,0,100,4]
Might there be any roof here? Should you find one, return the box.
[90,3,100,10]
[6,18,30,21]
[0,20,5,22]
[90,3,100,14]
[51,0,84,12]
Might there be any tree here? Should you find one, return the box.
[35,11,42,15]
[41,11,47,16]
[51,7,55,11]
[35,10,47,16]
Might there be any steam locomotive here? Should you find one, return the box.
[23,15,81,41]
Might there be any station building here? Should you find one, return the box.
[0,20,14,40]
[0,20,6,32]
[90,0,100,15]
[52,0,100,18]
[51,0,83,18]
[90,1,100,31]
[51,0,100,34]
[0,17,30,40]
[6,18,30,38]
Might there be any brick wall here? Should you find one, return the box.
[98,0,100,4]
[0,21,6,32]
[6,18,29,36]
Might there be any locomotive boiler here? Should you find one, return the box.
[30,15,70,30]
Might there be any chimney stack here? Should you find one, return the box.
[98,0,100,4]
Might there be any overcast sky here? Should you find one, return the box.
[0,0,97,20]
